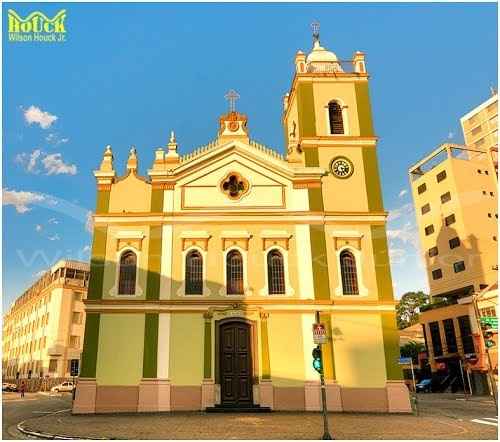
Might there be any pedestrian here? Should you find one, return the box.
[20,381,25,398]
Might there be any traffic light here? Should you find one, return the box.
[481,323,496,349]
[312,345,323,374]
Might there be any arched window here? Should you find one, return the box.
[118,250,137,295]
[226,250,244,295]
[340,250,359,295]
[328,101,344,135]
[185,250,203,295]
[267,249,285,295]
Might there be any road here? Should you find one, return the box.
[1,392,497,439]
[2,392,72,440]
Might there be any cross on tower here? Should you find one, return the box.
[224,89,240,113]
[311,20,320,43]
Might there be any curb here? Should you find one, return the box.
[16,409,109,440]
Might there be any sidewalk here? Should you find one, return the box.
[19,408,497,440]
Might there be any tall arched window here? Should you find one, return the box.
[328,101,344,135]
[267,249,285,295]
[340,250,359,295]
[185,250,203,295]
[226,250,244,295]
[118,250,137,295]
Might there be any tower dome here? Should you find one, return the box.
[305,22,343,73]
[306,40,339,64]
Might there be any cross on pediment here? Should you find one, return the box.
[224,89,240,113]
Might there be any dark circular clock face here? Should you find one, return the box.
[330,156,354,179]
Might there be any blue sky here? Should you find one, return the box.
[2,2,497,309]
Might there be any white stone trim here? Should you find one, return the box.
[159,225,173,300]
[219,245,251,296]
[109,246,143,297]
[115,230,145,240]
[329,230,363,239]
[180,231,211,239]
[324,98,349,136]
[157,313,170,379]
[259,245,294,297]
[335,245,368,297]
[176,246,211,297]
[295,225,315,299]
[220,230,252,239]
[259,230,292,239]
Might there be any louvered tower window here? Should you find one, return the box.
[118,251,137,295]
[328,101,344,134]
[340,250,359,295]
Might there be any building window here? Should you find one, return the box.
[485,170,489,175]
[340,250,359,295]
[443,319,458,353]
[267,249,286,295]
[417,183,427,194]
[328,101,344,135]
[488,213,492,218]
[449,237,460,249]
[185,250,203,295]
[477,169,482,174]
[494,236,497,241]
[68,359,79,376]
[453,261,466,273]
[71,312,81,324]
[48,359,58,373]
[436,170,447,183]
[428,247,438,257]
[66,268,76,279]
[118,250,137,295]
[226,250,244,295]
[444,214,456,226]
[432,269,443,280]
[440,192,451,204]
[425,225,435,235]
[429,321,443,357]
[69,336,80,348]
[458,315,475,354]
[480,306,496,317]
[421,203,431,215]
[490,191,494,196]
[483,190,487,195]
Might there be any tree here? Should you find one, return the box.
[396,291,429,329]
[400,340,426,363]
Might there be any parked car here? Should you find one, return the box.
[2,383,18,392]
[416,379,432,393]
[51,381,75,393]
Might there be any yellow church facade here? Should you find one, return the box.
[74,32,411,414]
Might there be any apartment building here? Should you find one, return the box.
[408,93,498,394]
[2,260,89,380]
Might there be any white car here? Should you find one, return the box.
[51,381,75,393]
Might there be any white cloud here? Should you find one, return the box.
[398,189,408,198]
[23,105,58,129]
[41,153,77,175]
[85,211,94,233]
[35,224,43,232]
[48,234,60,241]
[387,203,414,222]
[48,217,59,224]
[82,245,91,253]
[15,149,42,173]
[2,188,46,213]
[46,133,69,146]
[388,248,407,265]
[387,221,419,248]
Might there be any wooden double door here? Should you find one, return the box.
[219,321,253,406]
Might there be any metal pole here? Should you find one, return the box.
[466,369,473,395]
[316,311,333,440]
[410,360,418,416]
[458,359,467,399]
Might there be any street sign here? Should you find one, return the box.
[313,323,328,344]
[480,317,498,329]
[398,357,413,365]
